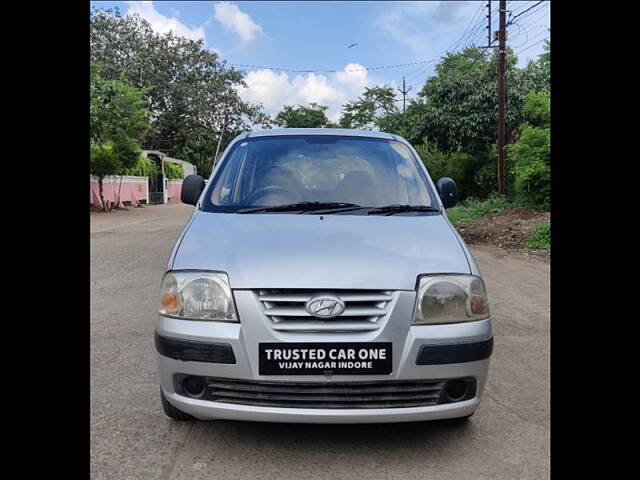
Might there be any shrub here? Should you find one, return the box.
[446,194,515,224]
[413,142,488,200]
[164,161,184,179]
[507,125,550,209]
[523,91,550,127]
[90,140,121,179]
[90,140,121,210]
[124,154,158,177]
[506,90,550,210]
[525,221,550,249]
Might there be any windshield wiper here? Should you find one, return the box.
[367,204,441,216]
[236,201,363,214]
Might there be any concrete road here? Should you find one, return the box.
[90,203,549,480]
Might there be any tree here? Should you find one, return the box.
[274,103,330,128]
[357,42,551,199]
[506,91,550,209]
[90,8,270,177]
[90,62,149,209]
[405,47,549,155]
[339,86,398,130]
[90,141,121,209]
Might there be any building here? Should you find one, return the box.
[90,150,197,208]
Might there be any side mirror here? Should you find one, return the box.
[181,174,206,206]
[436,177,458,208]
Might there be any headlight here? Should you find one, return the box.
[412,274,490,325]
[159,271,238,322]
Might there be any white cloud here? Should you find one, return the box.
[125,1,206,42]
[213,2,263,43]
[374,1,481,58]
[236,64,383,122]
[335,63,369,95]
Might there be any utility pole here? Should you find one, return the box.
[397,76,412,115]
[497,0,506,195]
[486,0,492,47]
[397,76,412,134]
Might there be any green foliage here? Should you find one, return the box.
[508,126,550,209]
[274,103,330,128]
[90,141,121,179]
[396,43,551,204]
[90,61,149,176]
[446,194,515,225]
[339,86,398,130]
[413,142,489,200]
[523,91,550,127]
[507,92,551,209]
[90,8,270,178]
[164,161,184,179]
[524,221,550,249]
[124,154,158,177]
[409,47,544,155]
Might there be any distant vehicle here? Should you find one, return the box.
[155,128,493,423]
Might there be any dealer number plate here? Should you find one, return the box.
[259,342,392,375]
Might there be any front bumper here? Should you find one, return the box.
[162,390,481,423]
[155,290,492,423]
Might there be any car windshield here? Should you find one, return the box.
[204,135,437,213]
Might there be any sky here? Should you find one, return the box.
[90,1,551,122]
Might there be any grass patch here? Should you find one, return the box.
[524,221,550,249]
[446,194,515,225]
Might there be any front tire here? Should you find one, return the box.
[160,388,195,421]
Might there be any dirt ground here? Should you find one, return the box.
[454,208,550,260]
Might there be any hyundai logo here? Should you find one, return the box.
[305,296,346,319]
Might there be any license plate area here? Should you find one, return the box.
[259,342,392,375]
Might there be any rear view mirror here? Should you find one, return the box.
[181,174,206,206]
[436,177,458,209]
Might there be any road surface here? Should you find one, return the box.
[90,203,549,479]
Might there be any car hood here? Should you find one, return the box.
[172,212,471,290]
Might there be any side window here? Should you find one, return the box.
[210,144,245,205]
[388,143,432,206]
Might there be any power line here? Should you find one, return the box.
[507,1,546,25]
[449,1,486,52]
[508,20,528,47]
[229,58,437,74]
[508,0,539,17]
[404,62,433,85]
[229,2,503,81]
[514,35,549,56]
[514,27,549,49]
[403,56,437,79]
[513,5,549,28]
[506,1,549,49]
[458,8,493,49]
[509,12,548,48]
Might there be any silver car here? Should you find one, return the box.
[156,128,493,423]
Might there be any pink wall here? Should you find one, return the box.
[168,180,183,199]
[90,176,148,207]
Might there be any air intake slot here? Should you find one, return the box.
[256,289,393,333]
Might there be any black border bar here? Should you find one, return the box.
[154,333,236,364]
[416,338,493,365]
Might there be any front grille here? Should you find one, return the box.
[191,377,449,409]
[256,289,393,333]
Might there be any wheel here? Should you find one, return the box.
[160,388,195,421]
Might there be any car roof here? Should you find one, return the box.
[243,128,400,141]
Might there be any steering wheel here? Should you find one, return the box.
[247,186,296,205]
